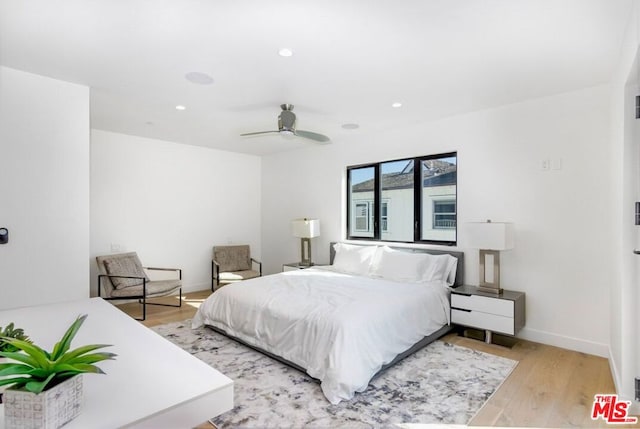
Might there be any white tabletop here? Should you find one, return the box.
[0,298,233,428]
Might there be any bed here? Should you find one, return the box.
[192,242,464,404]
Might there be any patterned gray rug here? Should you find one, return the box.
[152,320,517,428]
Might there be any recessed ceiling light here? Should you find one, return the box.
[342,123,360,130]
[391,102,403,108]
[278,48,294,57]
[175,105,186,111]
[185,72,214,85]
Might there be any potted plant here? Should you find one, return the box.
[0,323,31,353]
[0,315,116,429]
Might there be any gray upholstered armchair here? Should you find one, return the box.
[96,252,182,321]
[212,245,262,291]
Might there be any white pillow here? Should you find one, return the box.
[370,246,428,283]
[332,243,379,276]
[371,246,458,285]
[421,253,458,285]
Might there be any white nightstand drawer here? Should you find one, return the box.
[451,293,514,317]
[451,309,515,335]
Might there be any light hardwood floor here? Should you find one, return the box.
[116,291,640,428]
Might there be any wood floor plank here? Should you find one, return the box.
[115,290,638,428]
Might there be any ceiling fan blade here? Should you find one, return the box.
[294,129,331,144]
[240,130,279,137]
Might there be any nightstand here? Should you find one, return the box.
[282,262,315,272]
[450,285,525,344]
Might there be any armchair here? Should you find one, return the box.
[96,252,182,321]
[212,245,262,291]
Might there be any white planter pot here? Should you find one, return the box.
[3,375,83,429]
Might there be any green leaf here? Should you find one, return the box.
[50,315,87,361]
[1,339,50,369]
[0,363,35,376]
[24,373,56,394]
[52,363,104,374]
[0,376,32,388]
[0,351,38,367]
[0,362,20,371]
[56,344,113,364]
[65,352,117,365]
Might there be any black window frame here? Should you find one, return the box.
[346,151,457,246]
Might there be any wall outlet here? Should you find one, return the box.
[110,243,122,253]
[541,158,550,171]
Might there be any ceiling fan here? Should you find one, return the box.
[240,104,331,144]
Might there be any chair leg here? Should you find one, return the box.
[133,297,146,321]
[211,261,218,292]
[142,293,146,321]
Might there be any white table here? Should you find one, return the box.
[0,298,233,428]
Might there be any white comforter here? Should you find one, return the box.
[192,266,450,404]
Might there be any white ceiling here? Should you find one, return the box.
[0,0,632,155]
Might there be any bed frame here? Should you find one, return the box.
[208,242,465,383]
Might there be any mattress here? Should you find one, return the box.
[192,266,450,404]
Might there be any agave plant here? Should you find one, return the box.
[0,315,117,394]
[0,323,31,353]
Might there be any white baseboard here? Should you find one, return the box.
[517,327,609,357]
[607,347,640,416]
[609,346,622,393]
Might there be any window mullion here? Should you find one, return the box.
[374,164,381,239]
[413,158,421,242]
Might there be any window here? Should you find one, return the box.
[347,152,457,245]
[354,201,371,232]
[420,155,457,242]
[348,166,375,238]
[381,201,389,232]
[381,160,412,241]
[433,200,456,229]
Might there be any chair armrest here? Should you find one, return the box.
[99,274,147,280]
[144,267,182,280]
[251,258,262,275]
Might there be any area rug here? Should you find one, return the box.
[152,320,517,428]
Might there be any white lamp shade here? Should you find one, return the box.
[291,218,321,238]
[465,221,514,250]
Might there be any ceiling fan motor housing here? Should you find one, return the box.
[279,109,297,132]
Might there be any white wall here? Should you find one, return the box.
[90,130,261,294]
[609,1,640,413]
[0,66,90,309]
[262,84,612,357]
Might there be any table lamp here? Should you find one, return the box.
[466,220,514,295]
[291,218,320,266]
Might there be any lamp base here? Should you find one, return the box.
[477,285,503,295]
[299,237,313,266]
[478,249,503,295]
